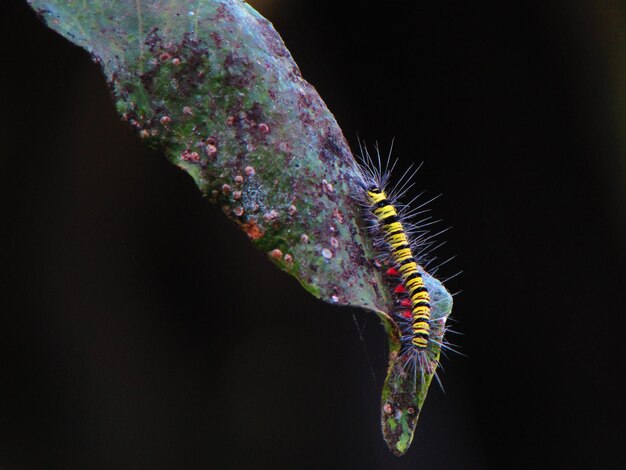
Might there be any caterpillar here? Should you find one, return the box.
[352,142,452,379]
[366,186,432,350]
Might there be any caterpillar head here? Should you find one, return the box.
[365,186,387,205]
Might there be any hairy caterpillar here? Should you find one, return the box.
[365,187,432,350]
[353,142,454,381]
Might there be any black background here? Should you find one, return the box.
[2,1,625,469]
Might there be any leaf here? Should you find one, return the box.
[25,0,453,455]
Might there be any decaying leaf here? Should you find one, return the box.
[25,0,453,454]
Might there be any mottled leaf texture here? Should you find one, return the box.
[25,0,452,455]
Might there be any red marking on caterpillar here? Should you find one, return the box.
[386,267,400,277]
[394,284,406,294]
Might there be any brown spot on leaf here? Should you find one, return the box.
[241,218,264,240]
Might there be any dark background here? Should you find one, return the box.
[2,1,625,469]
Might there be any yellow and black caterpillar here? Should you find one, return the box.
[352,142,453,377]
[365,186,431,349]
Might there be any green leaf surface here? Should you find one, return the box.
[25,0,453,454]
